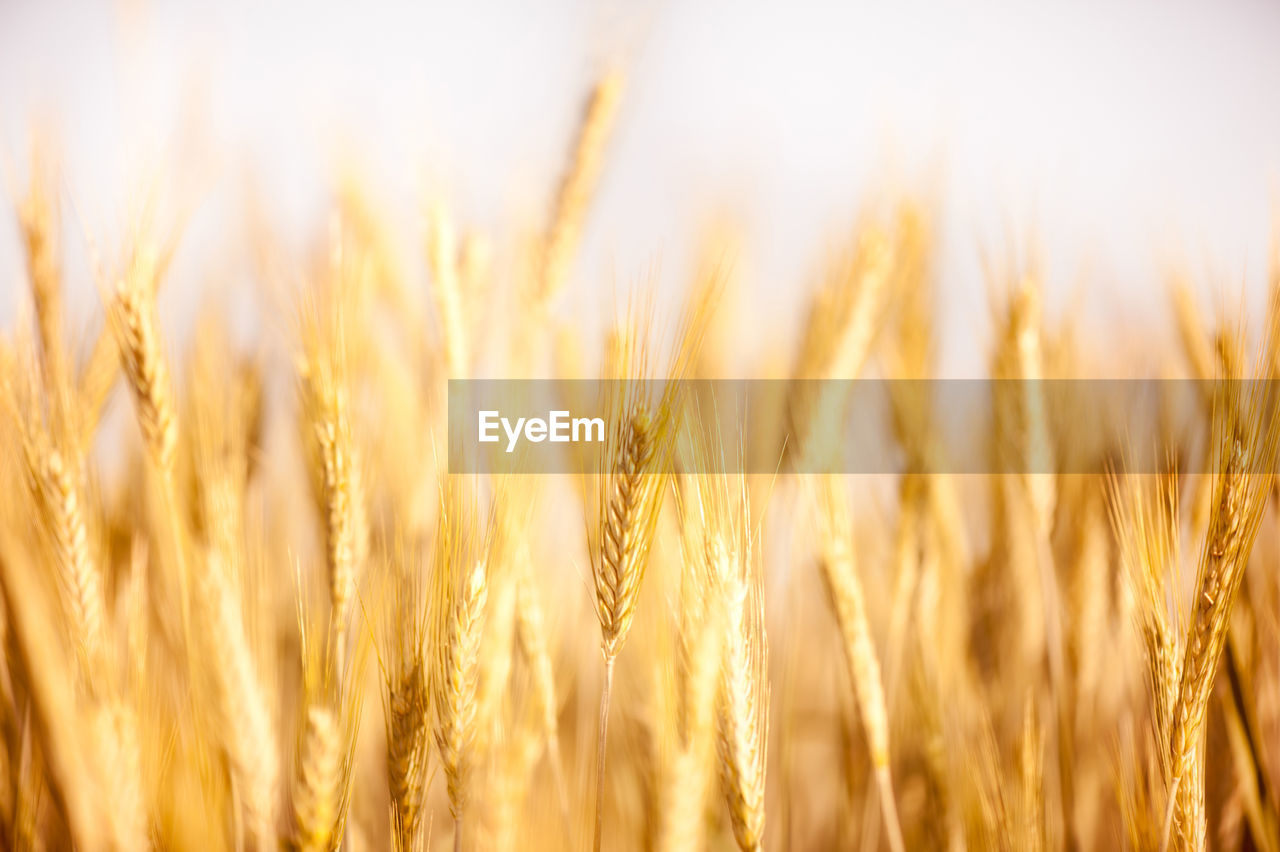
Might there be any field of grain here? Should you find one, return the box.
[2,64,1280,852]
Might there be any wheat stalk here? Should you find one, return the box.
[816,479,906,852]
[380,556,431,852]
[427,201,469,379]
[513,570,569,827]
[109,251,178,476]
[656,463,730,852]
[656,593,724,852]
[0,534,107,852]
[430,485,489,852]
[536,67,625,308]
[387,657,429,852]
[590,402,667,852]
[434,557,487,852]
[105,246,200,679]
[1167,369,1279,851]
[1110,472,1182,762]
[298,302,368,654]
[710,536,768,852]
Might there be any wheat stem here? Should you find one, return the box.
[593,653,616,852]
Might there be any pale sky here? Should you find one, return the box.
[2,0,1279,375]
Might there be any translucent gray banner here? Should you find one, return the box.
[447,379,1274,474]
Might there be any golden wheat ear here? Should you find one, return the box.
[2,351,106,677]
[289,586,368,852]
[1166,327,1280,851]
[373,540,431,852]
[101,243,205,692]
[427,478,490,852]
[296,285,369,658]
[108,249,178,476]
[659,413,756,852]
[711,536,768,852]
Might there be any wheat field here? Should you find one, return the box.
[1,64,1279,852]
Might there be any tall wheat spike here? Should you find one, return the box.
[816,478,907,852]
[380,553,431,852]
[1167,332,1280,851]
[712,534,768,852]
[15,420,104,669]
[298,291,368,653]
[655,547,725,852]
[588,311,684,852]
[105,244,198,672]
[109,249,178,476]
[430,483,489,852]
[514,568,570,827]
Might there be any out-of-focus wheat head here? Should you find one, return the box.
[429,480,490,851]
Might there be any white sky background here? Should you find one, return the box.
[1,0,1279,376]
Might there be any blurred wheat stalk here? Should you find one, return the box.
[0,69,1278,852]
